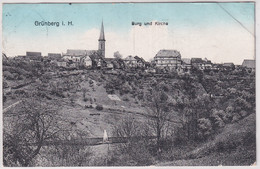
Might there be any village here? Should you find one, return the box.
[4,22,255,76]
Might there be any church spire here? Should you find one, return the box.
[98,21,105,58]
[99,21,105,40]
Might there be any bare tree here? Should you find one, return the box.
[3,97,62,166]
[145,89,173,153]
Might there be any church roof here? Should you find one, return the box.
[99,21,105,40]
[65,49,97,56]
[242,59,255,69]
[155,50,181,58]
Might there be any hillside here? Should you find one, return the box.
[157,112,256,166]
[3,59,256,166]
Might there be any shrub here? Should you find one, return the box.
[197,118,213,140]
[89,80,94,85]
[122,96,129,102]
[96,105,103,111]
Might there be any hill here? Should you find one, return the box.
[157,112,256,166]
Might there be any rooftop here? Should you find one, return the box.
[242,59,255,69]
[155,50,181,58]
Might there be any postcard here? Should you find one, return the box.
[1,1,256,167]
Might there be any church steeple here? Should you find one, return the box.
[99,21,105,40]
[98,21,105,58]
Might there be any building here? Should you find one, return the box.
[222,62,235,70]
[62,21,106,68]
[181,58,192,69]
[191,58,203,69]
[56,61,67,67]
[104,58,115,69]
[134,56,146,68]
[191,58,213,70]
[242,59,255,71]
[81,55,92,68]
[223,62,235,67]
[203,58,213,70]
[48,53,61,58]
[124,55,138,68]
[154,49,182,70]
[25,51,43,62]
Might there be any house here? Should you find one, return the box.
[134,56,146,68]
[181,58,192,69]
[223,62,235,67]
[203,58,213,69]
[191,58,203,69]
[242,59,255,71]
[63,49,96,63]
[154,49,182,70]
[190,58,213,70]
[56,61,67,67]
[104,58,115,69]
[124,55,138,68]
[48,53,61,59]
[145,67,156,73]
[113,58,125,69]
[26,51,43,62]
[222,62,235,70]
[81,55,92,68]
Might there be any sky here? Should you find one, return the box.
[2,2,255,64]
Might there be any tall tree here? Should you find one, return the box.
[145,88,173,153]
[3,97,62,166]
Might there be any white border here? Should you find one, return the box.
[0,0,258,169]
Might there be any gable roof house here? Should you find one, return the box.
[134,56,146,68]
[154,49,182,70]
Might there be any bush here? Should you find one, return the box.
[96,105,103,111]
[197,118,213,140]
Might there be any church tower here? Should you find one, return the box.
[98,21,105,58]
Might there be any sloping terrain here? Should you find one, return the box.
[158,113,256,166]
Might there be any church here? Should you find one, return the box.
[62,21,106,68]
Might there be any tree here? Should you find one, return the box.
[145,88,173,153]
[113,51,122,59]
[197,118,212,140]
[3,98,62,166]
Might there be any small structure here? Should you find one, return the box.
[103,130,109,143]
[154,49,182,70]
